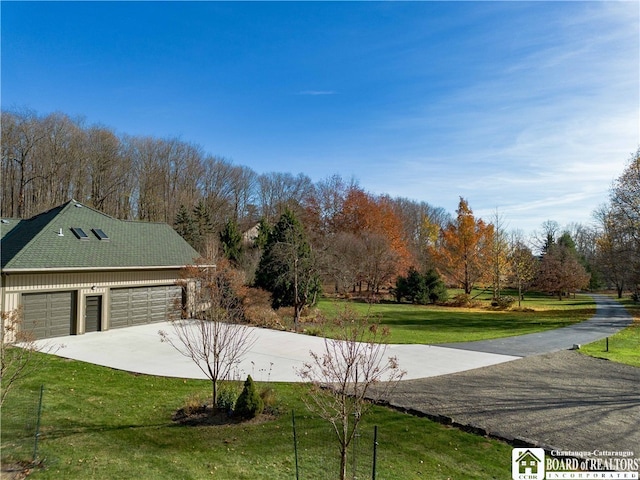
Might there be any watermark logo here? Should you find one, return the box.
[512,448,639,479]
[512,448,545,480]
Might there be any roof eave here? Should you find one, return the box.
[1,264,214,274]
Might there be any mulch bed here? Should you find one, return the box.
[172,405,276,427]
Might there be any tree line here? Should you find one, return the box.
[2,108,638,303]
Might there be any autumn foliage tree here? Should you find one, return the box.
[508,233,538,306]
[332,188,413,292]
[603,148,640,295]
[433,198,494,294]
[536,240,590,300]
[594,206,633,298]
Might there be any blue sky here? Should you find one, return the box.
[2,1,638,234]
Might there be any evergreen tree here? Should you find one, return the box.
[424,268,448,303]
[235,375,263,419]
[395,267,427,304]
[220,218,243,264]
[192,199,214,254]
[255,218,271,249]
[395,267,447,304]
[254,209,320,330]
[174,204,197,249]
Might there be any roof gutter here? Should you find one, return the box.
[1,264,216,274]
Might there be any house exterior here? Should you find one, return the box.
[1,200,200,340]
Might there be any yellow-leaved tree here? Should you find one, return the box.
[433,198,494,294]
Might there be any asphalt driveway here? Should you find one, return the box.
[367,295,639,454]
[373,350,640,454]
[440,294,632,356]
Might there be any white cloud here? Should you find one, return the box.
[357,1,639,234]
[297,90,336,96]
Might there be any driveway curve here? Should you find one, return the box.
[368,295,639,454]
[439,294,633,356]
[33,324,518,383]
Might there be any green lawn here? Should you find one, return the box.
[0,292,608,478]
[1,354,514,479]
[313,291,596,344]
[581,296,640,368]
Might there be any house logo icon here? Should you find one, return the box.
[512,448,545,480]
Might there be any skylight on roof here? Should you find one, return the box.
[92,228,110,241]
[71,227,89,240]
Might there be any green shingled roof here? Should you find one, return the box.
[0,219,23,240]
[1,200,200,271]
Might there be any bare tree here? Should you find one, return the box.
[1,109,47,217]
[159,259,255,408]
[534,219,561,255]
[593,205,633,297]
[86,126,129,215]
[257,172,314,223]
[605,148,640,294]
[38,112,86,208]
[323,231,364,294]
[488,209,510,300]
[360,231,400,295]
[297,306,406,480]
[228,165,258,225]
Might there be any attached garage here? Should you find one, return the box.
[110,285,182,329]
[22,291,76,340]
[2,200,201,341]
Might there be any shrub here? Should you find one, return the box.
[260,386,278,414]
[449,293,471,307]
[429,282,449,304]
[305,326,323,336]
[216,383,239,414]
[395,268,447,305]
[491,295,516,309]
[245,305,284,329]
[235,375,264,419]
[244,287,284,329]
[181,392,207,415]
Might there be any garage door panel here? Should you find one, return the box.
[49,321,72,338]
[109,286,181,329]
[22,292,75,340]
[108,289,130,329]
